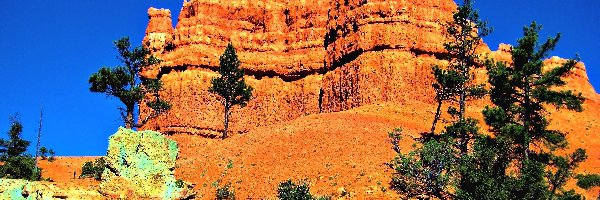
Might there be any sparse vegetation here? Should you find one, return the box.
[80,157,106,180]
[216,182,235,200]
[39,146,55,161]
[209,43,253,139]
[89,37,171,129]
[0,114,41,181]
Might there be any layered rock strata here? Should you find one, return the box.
[141,0,598,134]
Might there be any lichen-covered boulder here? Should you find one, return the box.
[99,127,195,199]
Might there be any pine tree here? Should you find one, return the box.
[210,43,253,139]
[430,0,490,155]
[458,22,588,199]
[389,1,490,198]
[89,37,171,129]
[0,114,40,180]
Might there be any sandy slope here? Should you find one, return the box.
[39,99,599,199]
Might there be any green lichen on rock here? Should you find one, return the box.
[100,127,195,199]
[0,179,62,200]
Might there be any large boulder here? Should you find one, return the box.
[99,127,195,199]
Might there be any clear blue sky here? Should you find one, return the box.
[0,1,598,156]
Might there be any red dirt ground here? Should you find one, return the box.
[40,100,599,199]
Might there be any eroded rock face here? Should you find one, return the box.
[99,128,195,199]
[140,0,598,135]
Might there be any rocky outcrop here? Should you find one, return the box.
[99,128,195,199]
[142,0,330,79]
[320,0,456,111]
[0,179,61,199]
[140,0,599,135]
[0,179,102,199]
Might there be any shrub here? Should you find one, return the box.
[175,179,184,188]
[277,179,313,200]
[576,174,600,189]
[80,157,105,180]
[39,147,48,160]
[216,183,235,200]
[48,149,56,162]
[277,179,331,200]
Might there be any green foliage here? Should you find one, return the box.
[89,37,170,129]
[175,179,184,188]
[277,179,313,200]
[39,146,48,160]
[216,183,235,200]
[0,115,41,181]
[277,179,330,200]
[209,43,253,139]
[576,174,600,189]
[456,22,587,199]
[390,3,590,199]
[388,129,455,199]
[39,146,55,161]
[430,0,491,134]
[48,149,55,162]
[80,157,106,181]
[387,128,402,153]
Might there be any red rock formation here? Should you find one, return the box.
[321,0,456,111]
[140,0,599,135]
[141,0,330,134]
[144,8,174,56]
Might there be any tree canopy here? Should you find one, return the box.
[89,37,170,129]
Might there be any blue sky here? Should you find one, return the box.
[0,1,598,156]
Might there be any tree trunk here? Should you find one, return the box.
[523,81,531,161]
[125,108,134,129]
[431,100,443,134]
[458,66,468,155]
[223,103,230,140]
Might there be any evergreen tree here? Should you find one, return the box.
[89,37,171,129]
[430,0,490,133]
[210,43,253,139]
[458,22,588,199]
[0,114,40,180]
[389,1,489,198]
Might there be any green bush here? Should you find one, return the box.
[278,179,312,200]
[175,179,184,188]
[0,156,40,181]
[80,157,105,180]
[277,179,331,200]
[39,147,56,162]
[216,183,235,200]
[576,174,600,189]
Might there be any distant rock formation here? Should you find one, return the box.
[99,128,195,199]
[140,0,598,135]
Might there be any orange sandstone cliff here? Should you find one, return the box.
[140,0,597,135]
